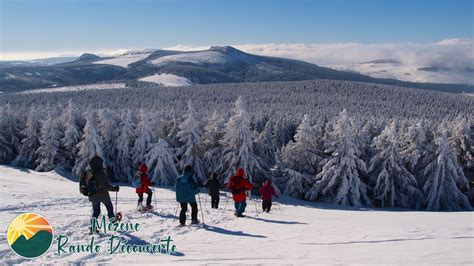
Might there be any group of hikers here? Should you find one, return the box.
[81,156,278,229]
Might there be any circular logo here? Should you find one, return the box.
[7,213,54,259]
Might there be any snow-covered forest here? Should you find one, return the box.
[0,79,473,211]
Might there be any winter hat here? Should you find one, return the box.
[183,165,194,175]
[236,168,245,177]
[139,163,148,173]
[211,172,218,179]
[89,156,103,170]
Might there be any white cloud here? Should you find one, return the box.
[231,39,474,71]
[165,39,473,84]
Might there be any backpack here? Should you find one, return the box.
[132,172,142,188]
[79,170,97,197]
[229,176,245,195]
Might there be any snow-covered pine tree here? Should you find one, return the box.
[401,120,429,177]
[132,110,153,167]
[113,111,135,182]
[61,100,82,169]
[254,119,276,171]
[357,120,379,161]
[202,111,225,174]
[98,108,118,175]
[35,111,62,172]
[272,162,310,199]
[165,114,181,149]
[176,102,206,184]
[306,109,371,207]
[450,117,473,181]
[279,114,321,175]
[271,118,293,152]
[0,133,11,165]
[72,112,104,177]
[218,96,265,183]
[0,104,22,163]
[368,121,423,208]
[422,129,471,211]
[145,138,179,185]
[12,106,41,168]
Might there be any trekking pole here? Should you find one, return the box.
[115,191,122,222]
[223,190,230,211]
[251,190,259,217]
[197,193,206,228]
[174,203,179,221]
[152,186,157,209]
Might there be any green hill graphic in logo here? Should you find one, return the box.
[7,213,54,259]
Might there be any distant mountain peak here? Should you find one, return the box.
[209,46,243,54]
[76,53,102,62]
[360,59,401,64]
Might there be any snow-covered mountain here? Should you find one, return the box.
[1,46,473,93]
[1,166,472,264]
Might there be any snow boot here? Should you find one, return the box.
[236,213,245,218]
[191,219,200,224]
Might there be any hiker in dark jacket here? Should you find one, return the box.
[175,165,200,226]
[88,156,119,222]
[259,180,277,213]
[204,172,220,209]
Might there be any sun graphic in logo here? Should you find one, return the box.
[7,213,54,259]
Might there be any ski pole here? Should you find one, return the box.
[197,193,206,228]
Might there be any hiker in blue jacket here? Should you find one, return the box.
[175,165,200,226]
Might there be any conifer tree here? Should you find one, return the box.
[306,110,371,207]
[422,130,471,211]
[145,138,179,185]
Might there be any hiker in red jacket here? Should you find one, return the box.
[136,163,155,211]
[259,180,277,213]
[227,168,253,217]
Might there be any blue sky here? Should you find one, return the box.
[1,0,472,59]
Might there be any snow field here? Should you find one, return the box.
[139,73,192,87]
[1,166,473,264]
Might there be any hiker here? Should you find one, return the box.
[135,163,155,211]
[227,168,253,217]
[204,172,220,209]
[84,156,119,223]
[175,165,200,226]
[259,180,277,213]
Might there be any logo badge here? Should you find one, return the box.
[7,213,54,259]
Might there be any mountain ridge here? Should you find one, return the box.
[0,46,472,93]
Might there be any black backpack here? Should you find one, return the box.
[79,170,98,197]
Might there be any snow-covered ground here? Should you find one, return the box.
[94,50,154,67]
[139,73,192,87]
[151,51,226,66]
[0,166,472,264]
[19,83,126,94]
